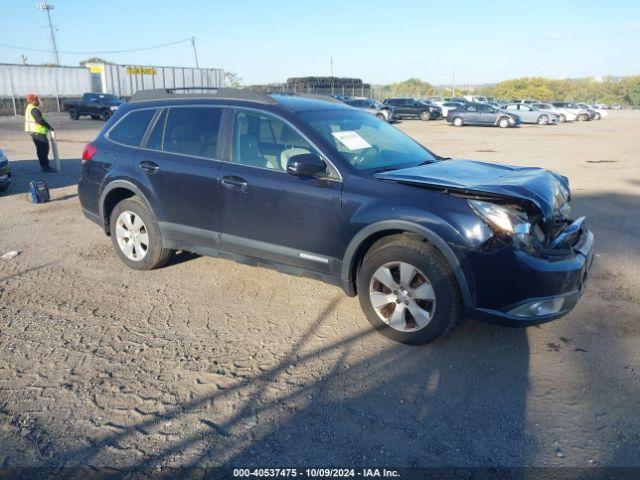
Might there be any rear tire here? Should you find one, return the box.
[69,109,79,120]
[357,238,462,345]
[452,116,464,127]
[109,196,172,270]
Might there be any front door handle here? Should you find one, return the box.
[139,160,159,174]
[221,176,248,192]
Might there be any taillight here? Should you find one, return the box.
[82,143,97,162]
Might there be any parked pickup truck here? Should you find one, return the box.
[63,93,122,121]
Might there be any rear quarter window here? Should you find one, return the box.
[107,109,156,147]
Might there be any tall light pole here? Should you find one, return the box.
[38,2,60,65]
[191,34,199,69]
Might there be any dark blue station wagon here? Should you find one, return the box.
[79,88,594,344]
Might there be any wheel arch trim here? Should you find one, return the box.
[341,220,473,307]
[99,180,159,234]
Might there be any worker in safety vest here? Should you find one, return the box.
[24,93,56,173]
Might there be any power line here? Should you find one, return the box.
[0,38,192,55]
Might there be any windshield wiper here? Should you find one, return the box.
[371,166,401,173]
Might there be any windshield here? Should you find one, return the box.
[299,109,437,171]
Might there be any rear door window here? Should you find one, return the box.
[163,107,223,159]
[108,109,156,147]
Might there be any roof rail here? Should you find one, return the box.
[271,92,346,105]
[130,87,278,104]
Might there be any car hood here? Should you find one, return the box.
[375,159,569,218]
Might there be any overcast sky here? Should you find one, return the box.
[1,0,639,85]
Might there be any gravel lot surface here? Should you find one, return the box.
[0,112,638,471]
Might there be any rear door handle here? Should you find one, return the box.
[139,160,159,174]
[221,176,248,192]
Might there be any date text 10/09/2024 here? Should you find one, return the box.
[233,468,400,478]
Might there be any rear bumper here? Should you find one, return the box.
[466,228,594,326]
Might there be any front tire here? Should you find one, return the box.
[498,117,510,128]
[376,113,386,121]
[537,115,549,125]
[100,109,112,121]
[109,196,172,270]
[558,114,566,123]
[578,113,588,121]
[420,110,432,121]
[452,116,464,127]
[357,238,462,345]
[594,112,601,120]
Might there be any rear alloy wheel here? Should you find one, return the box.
[498,117,510,128]
[420,110,432,121]
[110,196,172,270]
[357,239,461,345]
[452,117,464,127]
[69,109,79,120]
[537,115,549,125]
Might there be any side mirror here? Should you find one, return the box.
[286,153,327,177]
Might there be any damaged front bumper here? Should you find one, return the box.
[465,224,594,326]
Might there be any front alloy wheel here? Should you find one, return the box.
[420,111,432,121]
[357,238,462,344]
[537,115,549,125]
[369,262,436,332]
[498,117,510,128]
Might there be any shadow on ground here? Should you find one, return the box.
[0,158,81,196]
[39,301,531,470]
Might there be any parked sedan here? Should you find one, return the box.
[440,102,465,118]
[552,102,592,121]
[503,104,559,125]
[384,98,442,120]
[577,103,605,120]
[346,97,394,121]
[531,103,576,122]
[446,102,520,128]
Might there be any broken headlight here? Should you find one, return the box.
[469,200,532,248]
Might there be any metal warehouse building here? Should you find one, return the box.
[0,62,224,115]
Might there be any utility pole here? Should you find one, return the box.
[330,56,334,94]
[191,34,199,69]
[452,72,455,97]
[38,2,60,65]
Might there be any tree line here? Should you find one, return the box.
[373,76,640,106]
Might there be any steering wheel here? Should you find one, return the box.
[352,145,380,168]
